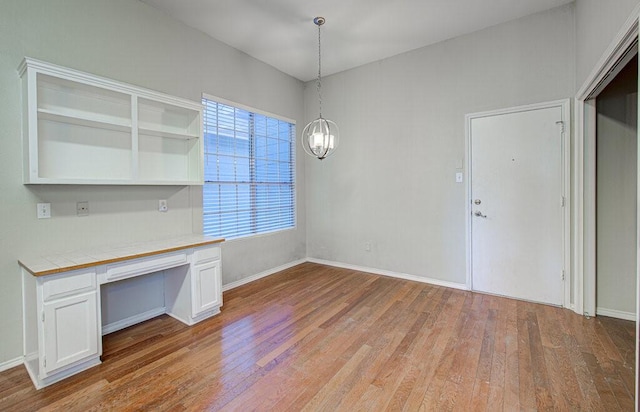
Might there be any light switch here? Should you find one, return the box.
[455,172,463,183]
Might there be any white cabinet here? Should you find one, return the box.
[21,237,223,389]
[192,260,222,317]
[18,57,203,185]
[22,268,101,389]
[42,292,99,375]
[190,245,222,317]
[137,98,202,183]
[164,245,223,324]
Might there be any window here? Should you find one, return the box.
[202,95,295,239]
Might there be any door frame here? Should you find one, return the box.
[573,8,640,408]
[465,99,572,308]
[574,7,639,319]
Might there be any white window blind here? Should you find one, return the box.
[202,97,295,239]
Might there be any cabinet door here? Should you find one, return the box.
[42,292,99,375]
[191,261,221,317]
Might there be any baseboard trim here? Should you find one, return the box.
[0,356,24,372]
[222,259,307,292]
[102,307,167,335]
[306,258,468,291]
[220,257,467,295]
[596,307,636,321]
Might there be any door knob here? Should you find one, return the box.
[474,211,487,218]
[474,199,482,205]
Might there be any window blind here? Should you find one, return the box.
[202,97,295,239]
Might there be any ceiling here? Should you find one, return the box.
[141,0,574,82]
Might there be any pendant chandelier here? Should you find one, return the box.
[302,17,339,160]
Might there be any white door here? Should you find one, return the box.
[191,260,222,317]
[469,105,565,306]
[42,292,99,376]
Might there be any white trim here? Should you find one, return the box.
[220,258,467,294]
[465,115,472,290]
[464,99,570,119]
[101,307,166,335]
[465,99,571,308]
[571,8,640,405]
[222,227,297,244]
[574,6,640,319]
[637,17,640,412]
[306,258,468,291]
[222,259,307,291]
[596,307,636,321]
[20,57,202,110]
[637,44,640,412]
[561,100,572,309]
[201,96,298,241]
[573,98,585,315]
[21,267,28,371]
[202,92,296,125]
[0,356,24,373]
[576,6,640,99]
[583,99,598,317]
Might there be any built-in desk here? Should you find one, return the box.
[20,235,224,389]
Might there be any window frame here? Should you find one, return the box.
[201,93,297,241]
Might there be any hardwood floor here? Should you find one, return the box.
[0,263,635,411]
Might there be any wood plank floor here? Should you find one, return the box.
[0,263,635,411]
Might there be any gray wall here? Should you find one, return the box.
[0,0,305,365]
[304,5,576,284]
[575,0,640,90]
[4,0,640,369]
[596,56,638,316]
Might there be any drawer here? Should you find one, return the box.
[42,269,96,302]
[193,246,220,265]
[104,251,188,283]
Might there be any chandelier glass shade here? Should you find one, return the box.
[302,16,339,160]
[302,117,339,159]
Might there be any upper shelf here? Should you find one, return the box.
[38,108,132,133]
[138,97,201,140]
[20,57,204,185]
[138,126,199,140]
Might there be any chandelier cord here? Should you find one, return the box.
[302,17,338,161]
[316,21,322,118]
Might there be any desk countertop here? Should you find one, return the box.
[19,235,224,277]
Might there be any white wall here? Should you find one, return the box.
[575,0,640,90]
[0,0,305,366]
[101,274,165,328]
[304,5,575,285]
[596,57,638,317]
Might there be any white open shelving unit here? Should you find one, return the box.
[19,58,204,185]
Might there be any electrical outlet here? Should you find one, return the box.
[77,201,89,217]
[365,241,371,252]
[37,203,51,219]
[455,172,463,183]
[159,199,168,212]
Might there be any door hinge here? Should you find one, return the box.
[41,311,45,322]
[43,356,46,368]
[561,270,565,281]
[560,196,565,207]
[556,120,565,134]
